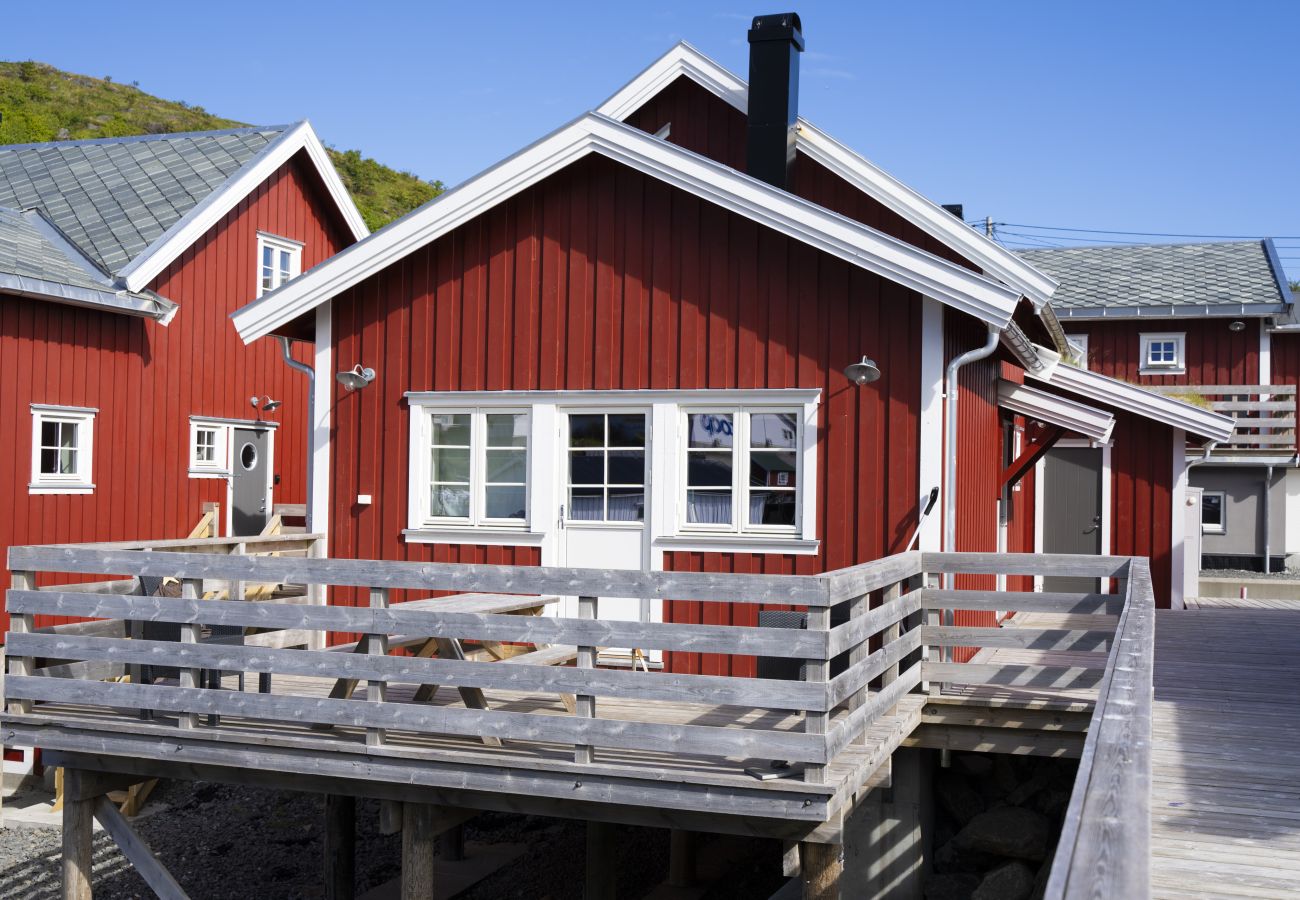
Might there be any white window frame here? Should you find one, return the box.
[1066,333,1089,370]
[30,404,97,494]
[189,419,232,476]
[1140,332,1185,375]
[255,232,303,298]
[563,410,649,526]
[1201,489,1227,535]
[408,407,531,531]
[678,405,805,538]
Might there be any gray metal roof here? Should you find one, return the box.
[1017,241,1291,319]
[0,126,285,275]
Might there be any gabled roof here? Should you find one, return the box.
[0,122,368,304]
[232,113,1021,343]
[1017,241,1291,320]
[596,42,1059,311]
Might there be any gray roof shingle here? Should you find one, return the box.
[1017,241,1290,318]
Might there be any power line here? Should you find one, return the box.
[995,222,1300,241]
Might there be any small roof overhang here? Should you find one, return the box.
[998,380,1115,444]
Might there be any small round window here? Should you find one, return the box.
[240,443,258,471]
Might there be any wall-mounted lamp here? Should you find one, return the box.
[1229,320,1246,332]
[336,364,376,391]
[843,355,882,386]
[250,395,282,417]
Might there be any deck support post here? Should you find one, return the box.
[843,748,931,900]
[586,820,618,899]
[668,829,695,887]
[441,823,465,862]
[799,841,842,900]
[324,794,356,900]
[61,771,96,900]
[401,802,437,900]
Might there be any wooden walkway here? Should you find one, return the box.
[1186,594,1300,611]
[1151,608,1300,899]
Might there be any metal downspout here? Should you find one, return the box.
[277,336,316,529]
[943,327,1001,566]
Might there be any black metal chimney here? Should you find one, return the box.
[746,12,803,191]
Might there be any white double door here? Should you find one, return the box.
[554,408,660,666]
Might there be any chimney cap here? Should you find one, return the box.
[749,12,805,50]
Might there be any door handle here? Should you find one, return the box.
[1082,515,1101,535]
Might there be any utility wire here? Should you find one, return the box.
[992,222,1300,241]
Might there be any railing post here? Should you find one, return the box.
[230,541,247,602]
[7,570,35,715]
[804,605,831,784]
[367,587,390,749]
[882,579,902,718]
[925,572,941,697]
[309,535,327,651]
[575,595,597,765]
[178,577,202,729]
[846,589,869,746]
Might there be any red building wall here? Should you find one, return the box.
[325,154,947,675]
[0,150,353,628]
[1108,411,1174,606]
[1067,317,1260,386]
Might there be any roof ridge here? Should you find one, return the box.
[0,123,297,153]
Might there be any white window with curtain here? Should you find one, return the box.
[256,232,303,297]
[680,407,801,535]
[566,412,647,523]
[30,404,97,494]
[410,408,530,529]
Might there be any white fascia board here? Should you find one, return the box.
[1031,363,1235,443]
[233,114,1019,344]
[0,274,174,321]
[998,380,1115,444]
[596,42,1058,311]
[118,122,368,293]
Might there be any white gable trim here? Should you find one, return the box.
[117,121,368,293]
[1030,363,1234,443]
[596,42,1058,311]
[998,380,1115,444]
[233,113,1019,344]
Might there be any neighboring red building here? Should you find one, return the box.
[233,23,1232,671]
[0,122,367,630]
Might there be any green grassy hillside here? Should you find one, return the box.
[0,60,442,230]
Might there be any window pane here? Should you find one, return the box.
[687,489,732,524]
[749,413,797,448]
[486,449,526,484]
[607,414,645,447]
[486,413,527,447]
[431,447,470,483]
[59,422,78,449]
[59,447,77,474]
[262,268,274,291]
[279,249,292,279]
[608,487,644,521]
[569,487,604,520]
[607,450,645,485]
[430,414,471,446]
[569,450,604,485]
[750,490,796,526]
[569,414,604,447]
[431,486,470,518]
[750,451,797,487]
[688,413,733,448]
[1202,494,1223,526]
[41,420,59,448]
[40,447,58,475]
[485,486,526,520]
[687,451,732,487]
[263,246,274,268]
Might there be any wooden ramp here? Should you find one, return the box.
[1151,608,1300,899]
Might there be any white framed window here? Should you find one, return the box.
[256,232,303,297]
[680,407,802,535]
[30,404,96,494]
[1066,333,1089,369]
[1201,490,1226,535]
[566,412,647,523]
[410,408,530,529]
[1140,333,1185,374]
[189,419,232,475]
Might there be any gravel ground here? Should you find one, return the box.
[1202,567,1300,581]
[0,780,784,899]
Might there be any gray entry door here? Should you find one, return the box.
[1042,447,1103,593]
[231,427,271,536]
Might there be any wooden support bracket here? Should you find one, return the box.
[1000,424,1066,490]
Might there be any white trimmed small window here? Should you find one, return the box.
[1066,333,1089,369]
[1201,491,1226,535]
[411,409,530,528]
[30,404,96,494]
[189,419,231,475]
[256,233,303,297]
[681,408,802,535]
[1140,333,1185,374]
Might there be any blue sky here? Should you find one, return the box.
[5,1,1298,281]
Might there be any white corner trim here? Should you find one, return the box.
[309,303,333,537]
[594,41,1058,310]
[232,114,1020,343]
[997,380,1115,444]
[1260,325,1272,386]
[118,121,368,293]
[917,297,944,553]
[1170,429,1188,610]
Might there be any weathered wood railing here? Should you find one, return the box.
[1157,384,1297,454]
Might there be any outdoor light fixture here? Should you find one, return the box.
[1229,320,1246,332]
[843,355,882,386]
[249,395,282,415]
[336,364,376,391]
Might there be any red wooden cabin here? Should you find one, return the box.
[233,19,1232,672]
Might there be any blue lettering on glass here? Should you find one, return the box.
[701,415,733,438]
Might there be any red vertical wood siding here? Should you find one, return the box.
[327,155,935,673]
[1108,411,1174,607]
[1067,317,1260,386]
[1265,331,1300,396]
[0,150,353,630]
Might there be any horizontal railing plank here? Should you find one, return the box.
[826,629,923,709]
[8,547,830,606]
[923,662,1105,691]
[8,633,829,712]
[921,626,1114,653]
[827,591,923,657]
[920,552,1131,578]
[6,591,830,660]
[5,675,829,764]
[824,661,923,760]
[918,590,1123,615]
[824,552,922,603]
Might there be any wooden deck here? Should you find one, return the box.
[1150,608,1300,899]
[1186,594,1300,611]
